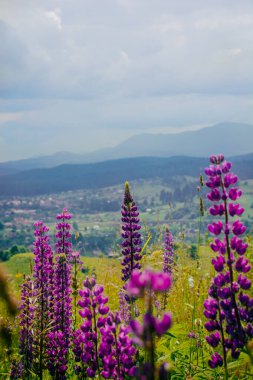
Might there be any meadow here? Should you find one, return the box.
[0,154,253,379]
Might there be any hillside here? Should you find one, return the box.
[0,154,253,196]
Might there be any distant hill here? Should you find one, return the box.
[112,122,253,158]
[0,151,87,176]
[0,122,252,176]
[0,154,252,196]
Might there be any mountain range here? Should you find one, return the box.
[0,122,252,176]
[0,154,252,196]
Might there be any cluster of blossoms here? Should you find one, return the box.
[127,270,172,380]
[118,289,131,324]
[33,221,54,378]
[71,251,83,330]
[99,311,136,379]
[163,227,174,274]
[19,276,36,378]
[73,277,136,379]
[204,154,253,371]
[121,182,142,282]
[47,209,73,379]
[9,360,24,380]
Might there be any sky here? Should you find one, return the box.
[0,0,253,162]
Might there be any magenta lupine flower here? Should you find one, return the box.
[163,227,174,274]
[19,276,36,377]
[73,277,109,378]
[70,251,83,330]
[127,270,172,379]
[127,270,172,297]
[121,182,142,282]
[33,221,54,378]
[9,360,24,380]
[47,209,73,380]
[118,289,131,324]
[99,311,136,379]
[204,154,253,374]
[73,277,136,379]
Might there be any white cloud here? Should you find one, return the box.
[45,8,62,31]
[227,48,242,56]
[0,112,19,125]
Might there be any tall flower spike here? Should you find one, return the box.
[204,154,253,377]
[162,227,174,311]
[121,182,142,282]
[99,311,136,379]
[73,276,109,378]
[163,227,174,274]
[19,276,36,377]
[70,251,83,331]
[73,277,136,379]
[47,209,72,380]
[118,289,131,324]
[33,221,54,379]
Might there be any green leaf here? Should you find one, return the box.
[164,331,177,338]
[185,302,194,309]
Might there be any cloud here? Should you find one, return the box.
[0,0,253,161]
[45,8,62,30]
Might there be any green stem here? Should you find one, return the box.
[218,301,228,380]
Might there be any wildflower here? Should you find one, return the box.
[118,289,131,324]
[70,251,83,330]
[19,276,36,377]
[163,227,174,274]
[121,182,142,282]
[9,360,24,380]
[47,209,73,380]
[128,270,172,379]
[204,154,253,375]
[32,221,54,378]
[73,277,136,378]
[188,276,194,288]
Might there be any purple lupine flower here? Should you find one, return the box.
[204,154,253,374]
[32,221,54,378]
[19,276,36,377]
[127,270,172,379]
[9,360,24,380]
[121,182,142,282]
[127,270,172,297]
[73,277,136,379]
[208,352,223,369]
[118,289,131,324]
[73,277,108,378]
[47,209,72,380]
[99,311,136,379]
[70,251,83,330]
[163,227,174,274]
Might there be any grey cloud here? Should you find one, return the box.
[0,0,253,161]
[1,0,253,99]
